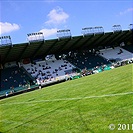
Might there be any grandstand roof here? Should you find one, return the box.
[0,30,132,64]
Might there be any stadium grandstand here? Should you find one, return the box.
[0,24,133,99]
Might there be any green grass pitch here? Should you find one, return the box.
[0,64,133,133]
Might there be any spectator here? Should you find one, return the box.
[5,92,8,97]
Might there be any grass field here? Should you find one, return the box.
[0,64,133,133]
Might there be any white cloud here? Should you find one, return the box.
[39,28,58,38]
[45,6,69,25]
[119,8,133,16]
[0,22,20,35]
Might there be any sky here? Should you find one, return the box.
[0,0,133,44]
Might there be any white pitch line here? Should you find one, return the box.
[1,91,133,106]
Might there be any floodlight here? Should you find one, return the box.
[57,29,71,40]
[0,36,12,47]
[82,26,104,36]
[129,24,133,30]
[112,25,122,32]
[27,32,44,43]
